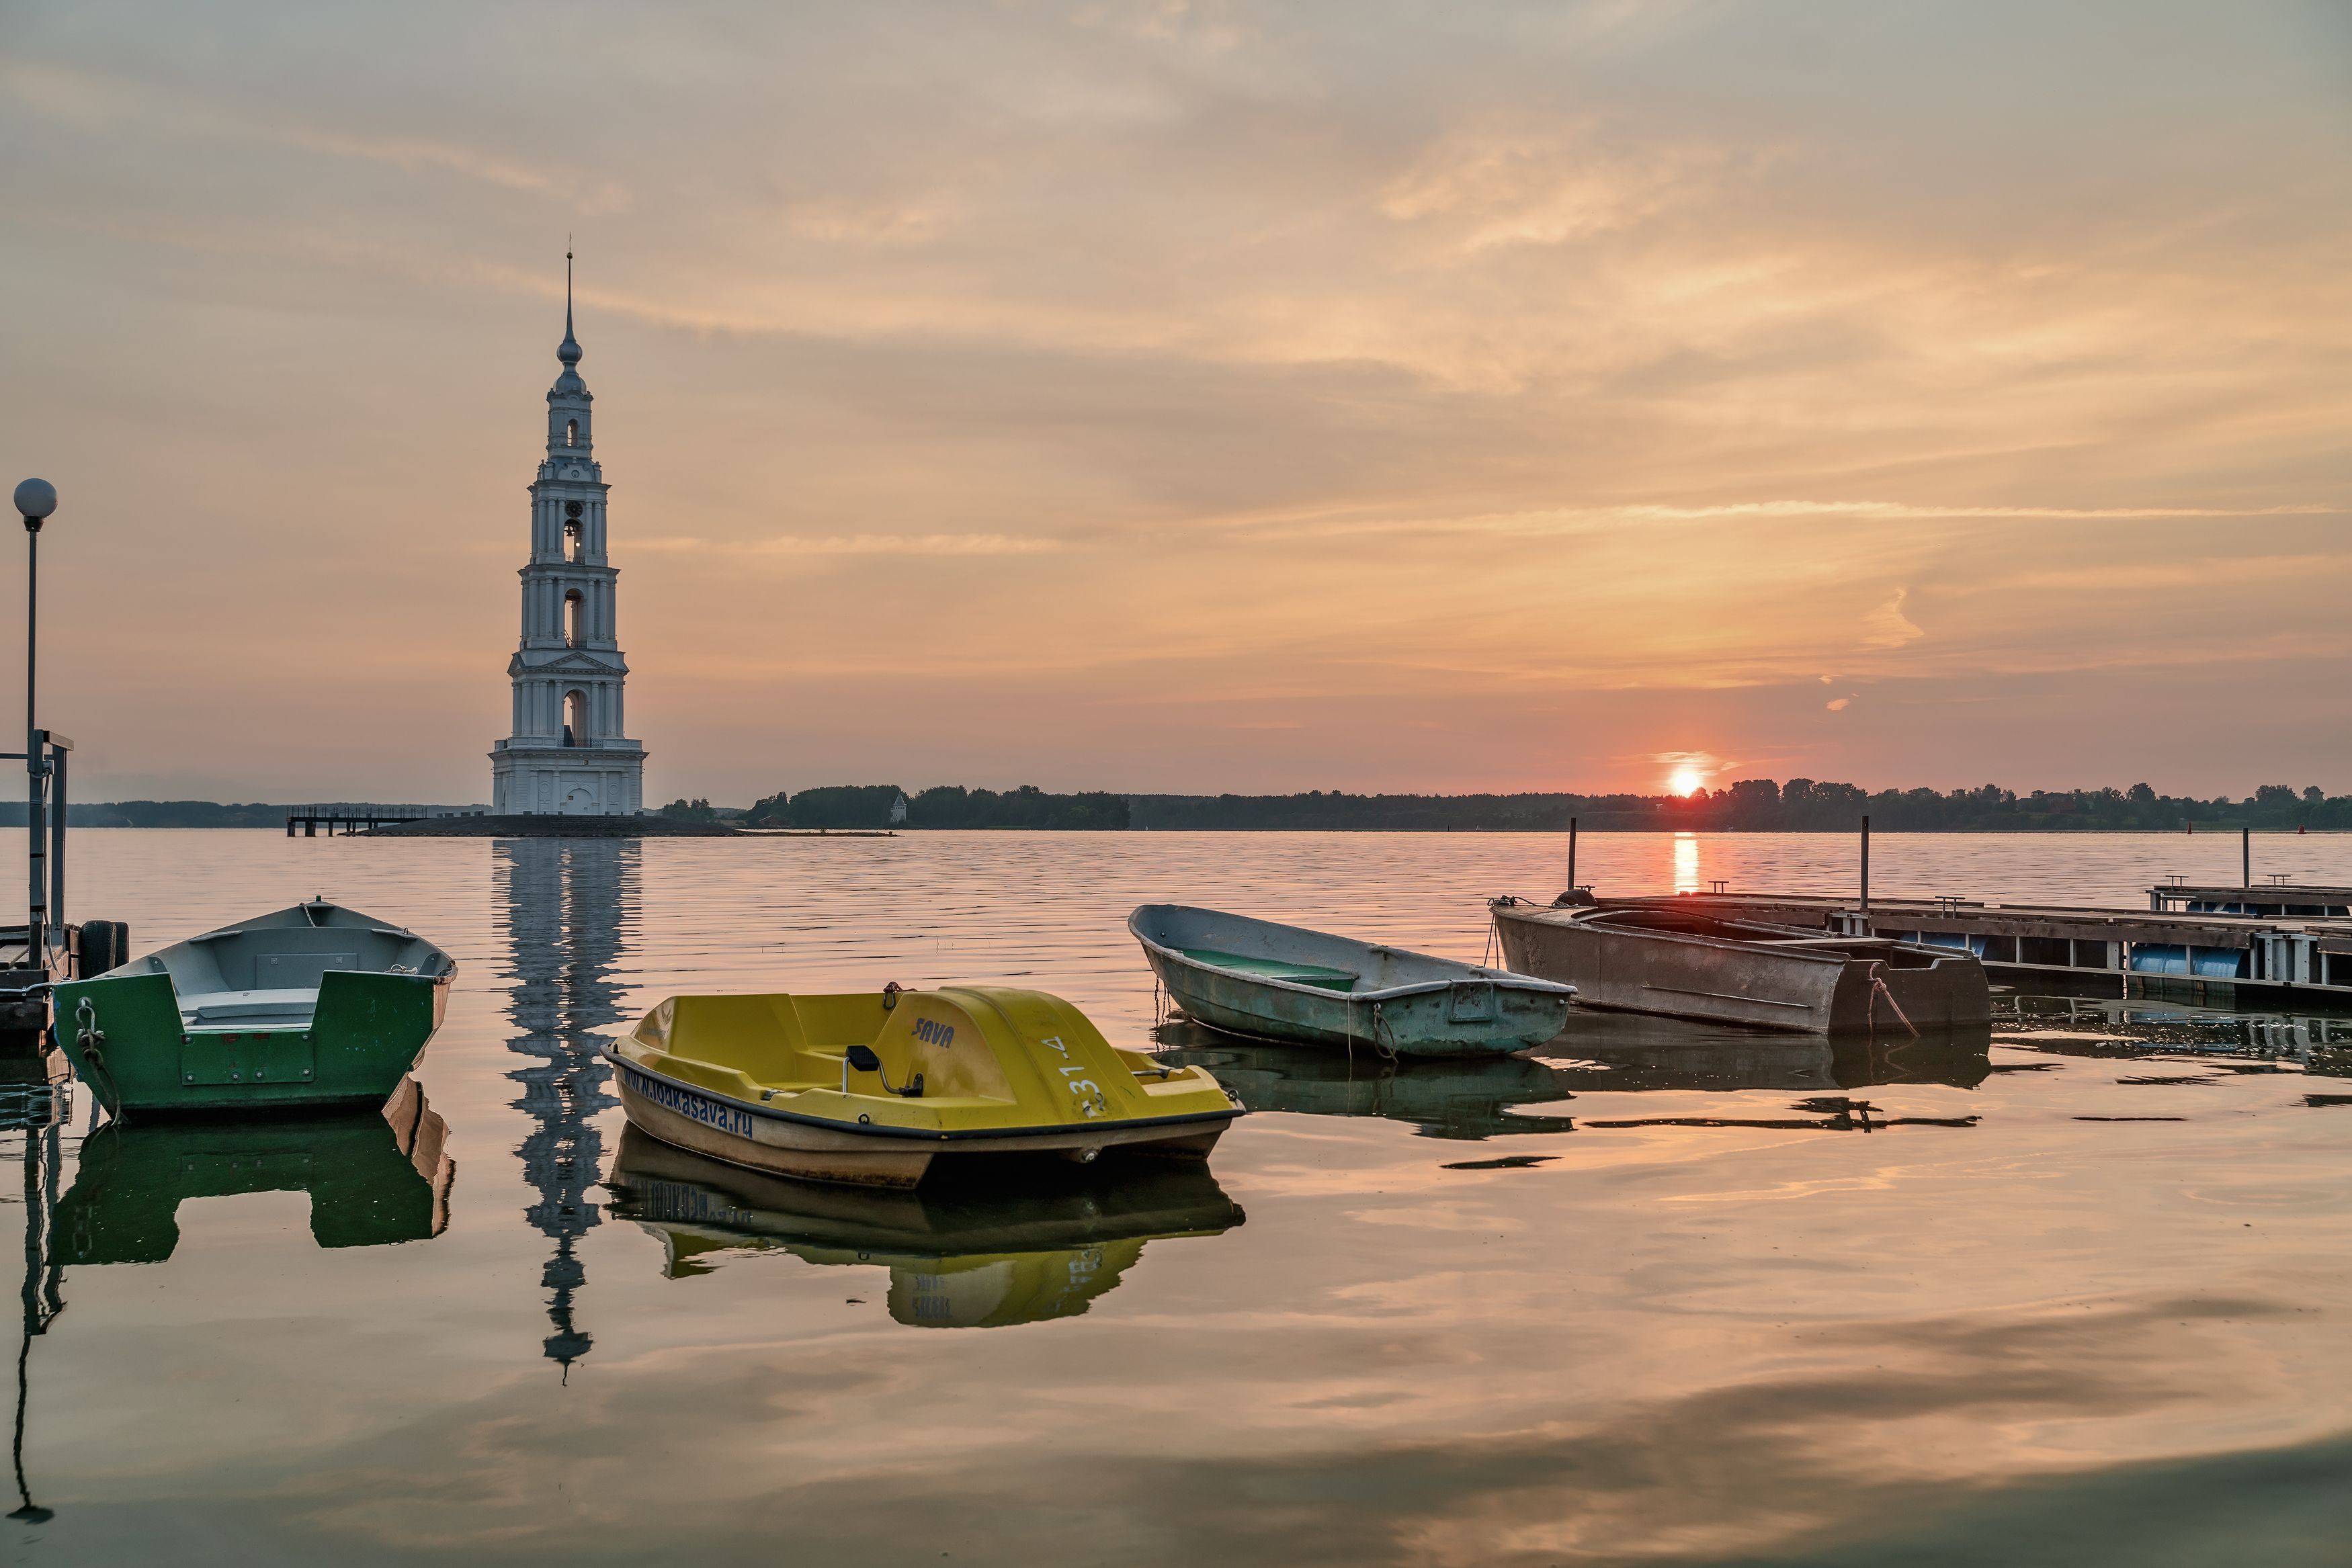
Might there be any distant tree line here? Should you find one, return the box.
[0,800,287,828]
[10,781,2348,832]
[1129,781,2352,832]
[745,784,1130,830]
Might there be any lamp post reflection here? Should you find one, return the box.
[9,1106,62,1524]
[495,840,634,1377]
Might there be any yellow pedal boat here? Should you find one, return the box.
[607,984,1243,1188]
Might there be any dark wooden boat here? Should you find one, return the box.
[1489,900,1988,1034]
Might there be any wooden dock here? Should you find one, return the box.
[1589,885,2352,1009]
[285,803,495,836]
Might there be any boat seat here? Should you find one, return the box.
[181,989,320,1026]
[1177,947,1358,993]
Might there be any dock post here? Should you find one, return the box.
[1566,816,1578,897]
[2242,825,2251,889]
[48,739,65,942]
[1859,815,1871,914]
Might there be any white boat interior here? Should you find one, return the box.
[106,900,454,1029]
[1132,904,1568,999]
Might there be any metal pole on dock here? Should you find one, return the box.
[1859,815,1871,914]
[1566,816,1578,896]
[45,744,63,945]
[2242,825,2251,889]
[13,482,55,963]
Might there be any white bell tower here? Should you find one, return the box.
[489,252,647,816]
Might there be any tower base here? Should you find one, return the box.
[491,744,646,817]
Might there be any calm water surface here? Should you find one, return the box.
[7,830,2349,1565]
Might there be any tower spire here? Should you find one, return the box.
[558,239,582,367]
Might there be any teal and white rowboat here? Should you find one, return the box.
[1128,904,1574,1059]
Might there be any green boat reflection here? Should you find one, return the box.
[56,1076,454,1265]
[606,1128,1245,1329]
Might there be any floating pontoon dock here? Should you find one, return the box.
[1585,885,2352,1009]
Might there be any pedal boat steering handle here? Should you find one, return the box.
[842,1043,924,1098]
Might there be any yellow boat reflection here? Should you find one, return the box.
[607,1127,1245,1328]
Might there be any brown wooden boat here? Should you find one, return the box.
[1489,899,1989,1034]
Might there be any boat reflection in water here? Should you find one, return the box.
[606,1128,1245,1329]
[56,1077,454,1264]
[8,1082,448,1522]
[1150,1019,1578,1139]
[1552,1014,1996,1094]
[1154,1013,1992,1138]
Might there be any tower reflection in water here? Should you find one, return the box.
[495,839,636,1375]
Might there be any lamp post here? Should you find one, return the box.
[13,481,55,964]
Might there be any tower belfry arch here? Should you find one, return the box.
[489,252,647,816]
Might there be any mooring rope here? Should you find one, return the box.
[71,996,124,1125]
[1863,961,1919,1039]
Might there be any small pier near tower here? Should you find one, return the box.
[286,803,492,837]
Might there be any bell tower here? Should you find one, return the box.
[489,251,647,816]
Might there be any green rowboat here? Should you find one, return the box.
[1128,904,1576,1059]
[53,899,456,1117]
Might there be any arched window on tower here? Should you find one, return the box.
[565,419,579,448]
[564,499,585,562]
[563,689,589,747]
[564,590,585,648]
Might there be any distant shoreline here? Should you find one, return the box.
[3,780,2343,835]
[24,822,2346,836]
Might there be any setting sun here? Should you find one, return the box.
[1668,767,1704,797]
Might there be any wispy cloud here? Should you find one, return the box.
[283,128,552,194]
[1611,501,2343,523]
[1378,121,1724,253]
[638,534,1062,556]
[1862,588,1924,650]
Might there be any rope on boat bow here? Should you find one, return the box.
[71,996,124,1126]
[1863,961,1919,1039]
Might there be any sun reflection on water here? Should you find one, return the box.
[1673,831,1699,892]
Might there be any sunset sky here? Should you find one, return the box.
[1,1,2346,804]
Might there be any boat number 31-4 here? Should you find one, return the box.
[1037,1034,1107,1119]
